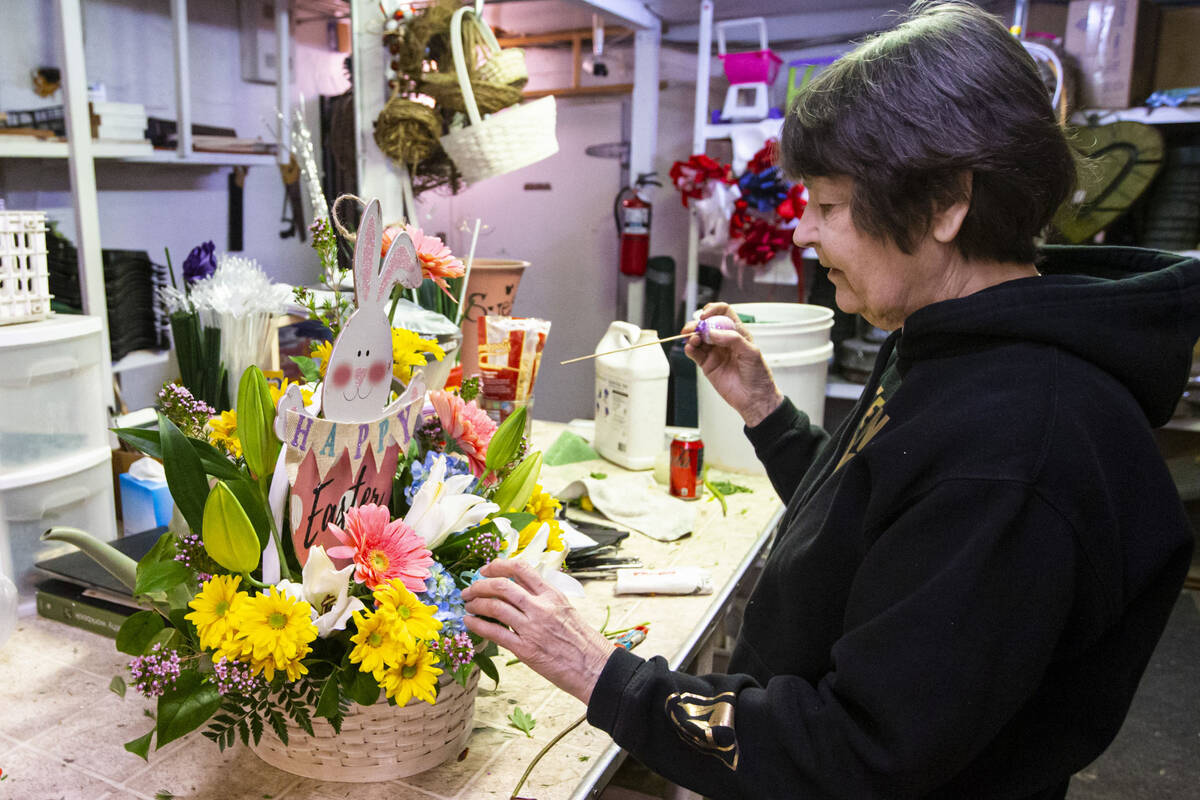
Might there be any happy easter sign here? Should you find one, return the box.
[282,384,424,565]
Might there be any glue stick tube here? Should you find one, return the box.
[614,567,713,596]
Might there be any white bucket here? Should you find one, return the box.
[698,340,833,475]
[733,302,834,354]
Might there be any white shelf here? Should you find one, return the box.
[112,349,170,374]
[702,118,785,141]
[1071,106,1200,125]
[0,138,276,166]
[826,379,864,401]
[1162,417,1200,434]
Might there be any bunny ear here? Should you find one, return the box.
[376,230,422,305]
[353,199,383,306]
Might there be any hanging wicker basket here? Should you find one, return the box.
[478,46,528,88]
[249,669,480,782]
[439,2,558,185]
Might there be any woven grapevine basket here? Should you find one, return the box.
[249,669,480,782]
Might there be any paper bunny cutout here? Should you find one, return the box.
[321,199,423,423]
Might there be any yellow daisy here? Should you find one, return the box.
[378,644,442,705]
[207,410,242,459]
[268,378,314,408]
[525,486,562,523]
[185,574,248,651]
[348,608,404,677]
[311,340,333,377]
[372,579,442,650]
[392,328,445,384]
[516,519,565,554]
[228,586,317,682]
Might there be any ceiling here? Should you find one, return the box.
[296,0,1018,49]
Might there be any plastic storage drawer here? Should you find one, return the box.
[0,315,108,475]
[0,447,117,603]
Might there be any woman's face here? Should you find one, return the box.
[793,175,952,331]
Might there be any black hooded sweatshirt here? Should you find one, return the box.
[586,246,1200,799]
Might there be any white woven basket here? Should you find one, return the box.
[477,47,528,87]
[249,668,480,782]
[440,3,558,184]
[0,210,52,325]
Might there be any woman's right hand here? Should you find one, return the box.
[684,303,783,428]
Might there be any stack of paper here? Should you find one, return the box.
[89,100,148,142]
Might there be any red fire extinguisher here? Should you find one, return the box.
[615,174,660,277]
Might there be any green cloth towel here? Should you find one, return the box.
[544,431,599,466]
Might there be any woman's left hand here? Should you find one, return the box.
[462,558,615,704]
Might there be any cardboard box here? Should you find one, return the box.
[1153,7,1200,92]
[1065,0,1160,109]
[1027,2,1069,39]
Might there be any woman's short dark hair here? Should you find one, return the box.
[781,1,1075,264]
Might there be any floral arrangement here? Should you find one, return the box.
[66,201,566,763]
[90,365,568,759]
[669,142,807,274]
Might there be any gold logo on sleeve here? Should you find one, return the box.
[665,691,740,770]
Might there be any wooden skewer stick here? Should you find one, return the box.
[560,315,736,365]
[561,332,692,365]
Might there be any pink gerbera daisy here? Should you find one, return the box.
[325,504,433,592]
[382,225,465,301]
[429,390,497,477]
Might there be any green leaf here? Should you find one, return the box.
[707,480,752,496]
[110,675,127,698]
[507,706,536,737]
[113,425,245,480]
[315,675,341,720]
[490,451,543,513]
[236,365,279,481]
[484,405,527,472]
[158,412,210,535]
[156,670,221,748]
[116,610,166,656]
[341,666,381,707]
[290,355,322,384]
[474,651,500,688]
[227,478,272,550]
[124,728,154,760]
[589,472,608,480]
[135,560,192,598]
[201,481,261,574]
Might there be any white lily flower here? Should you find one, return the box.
[276,545,365,637]
[404,453,498,550]
[509,522,585,598]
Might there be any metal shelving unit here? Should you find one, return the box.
[0,0,296,413]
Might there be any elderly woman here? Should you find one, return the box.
[463,2,1200,798]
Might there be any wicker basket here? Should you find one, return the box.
[249,668,480,782]
[478,47,528,88]
[440,4,558,185]
[0,210,52,325]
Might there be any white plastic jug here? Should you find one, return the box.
[593,321,670,470]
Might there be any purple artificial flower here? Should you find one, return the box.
[182,241,217,284]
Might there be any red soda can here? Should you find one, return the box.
[670,433,704,500]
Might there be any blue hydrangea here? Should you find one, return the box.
[420,562,467,637]
[405,451,476,504]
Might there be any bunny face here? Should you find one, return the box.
[320,198,423,424]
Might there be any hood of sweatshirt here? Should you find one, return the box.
[897,246,1200,427]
